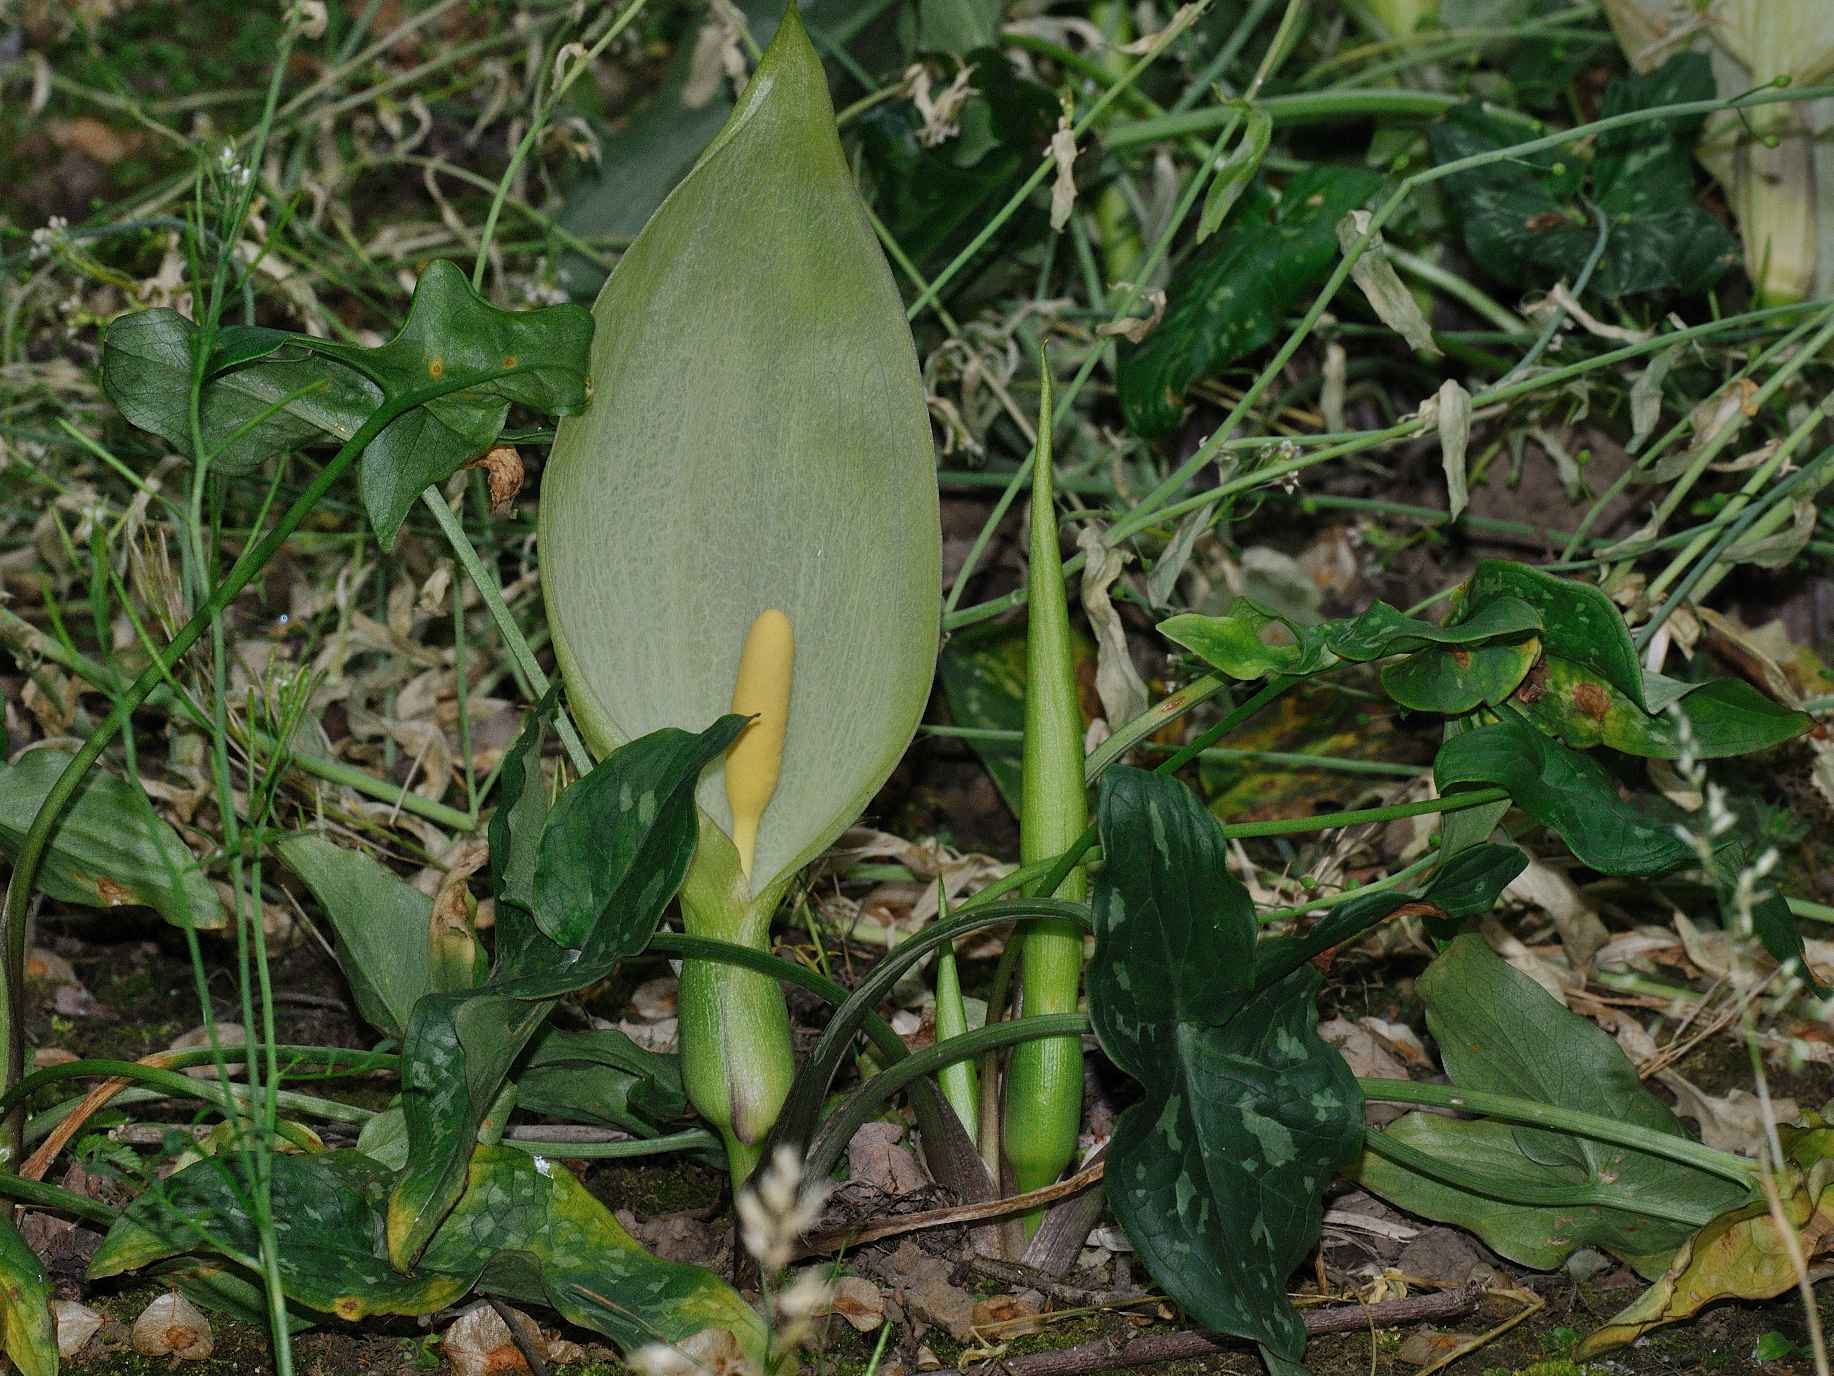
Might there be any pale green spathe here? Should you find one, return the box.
[541,3,941,898]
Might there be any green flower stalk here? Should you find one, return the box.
[540,4,940,1188]
[1002,358,1089,1221]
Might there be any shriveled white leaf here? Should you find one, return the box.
[1320,341,1348,433]
[1049,116,1079,232]
[1096,287,1166,344]
[906,61,975,148]
[1628,343,1681,451]
[1430,378,1472,520]
[1725,496,1820,569]
[1075,526,1148,730]
[1532,425,1582,499]
[1338,210,1440,356]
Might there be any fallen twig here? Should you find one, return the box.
[797,1160,1105,1257]
[925,1282,1488,1376]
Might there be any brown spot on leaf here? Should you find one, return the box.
[1514,659,1549,704]
[428,356,445,380]
[94,876,135,907]
[1450,648,1471,669]
[1572,681,1610,721]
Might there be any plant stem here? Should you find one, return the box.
[470,0,651,291]
[418,489,594,777]
[1359,1078,1757,1187]
[1224,788,1508,839]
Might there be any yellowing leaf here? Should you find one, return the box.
[1579,1159,1834,1357]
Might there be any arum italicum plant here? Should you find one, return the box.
[1602,0,1834,304]
[540,5,941,1185]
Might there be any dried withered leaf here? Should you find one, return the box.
[131,1292,213,1360]
[466,446,525,514]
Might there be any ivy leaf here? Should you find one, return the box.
[1428,53,1737,299]
[1455,561,1646,708]
[1434,715,1690,875]
[90,1146,766,1365]
[1510,658,1811,758]
[1090,767,1360,1366]
[1352,936,1750,1279]
[1118,166,1385,438]
[1161,594,1540,682]
[100,261,593,548]
[387,717,744,1269]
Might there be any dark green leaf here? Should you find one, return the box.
[486,688,558,923]
[914,0,999,52]
[1435,722,1817,983]
[532,715,746,952]
[102,309,375,477]
[1427,54,1736,299]
[1434,716,1691,875]
[1118,166,1385,438]
[102,262,593,548]
[1162,594,1540,683]
[0,747,224,933]
[388,717,743,1269]
[276,833,430,1040]
[516,1025,689,1135]
[91,1146,766,1363]
[1091,767,1359,1363]
[1351,936,1748,1276]
[1457,561,1646,708]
